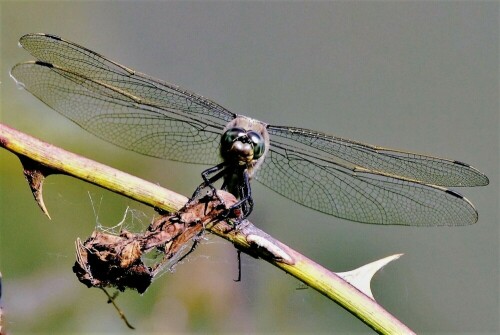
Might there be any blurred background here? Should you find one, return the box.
[0,2,498,334]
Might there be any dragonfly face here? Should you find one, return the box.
[221,116,269,175]
[10,33,489,226]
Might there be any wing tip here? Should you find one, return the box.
[453,160,489,186]
[445,189,479,225]
[19,33,62,48]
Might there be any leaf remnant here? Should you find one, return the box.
[73,190,238,293]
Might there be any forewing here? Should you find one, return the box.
[11,61,222,164]
[267,126,488,187]
[10,33,238,164]
[255,126,484,226]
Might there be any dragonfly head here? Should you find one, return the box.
[220,127,265,166]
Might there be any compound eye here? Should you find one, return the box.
[221,127,246,155]
[247,131,265,159]
[222,127,246,144]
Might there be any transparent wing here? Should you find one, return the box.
[10,33,236,164]
[267,126,489,187]
[255,126,488,225]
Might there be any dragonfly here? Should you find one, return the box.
[10,33,489,226]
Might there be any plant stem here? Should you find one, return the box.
[0,122,415,334]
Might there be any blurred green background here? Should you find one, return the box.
[0,2,498,334]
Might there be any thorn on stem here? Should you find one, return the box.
[19,156,55,219]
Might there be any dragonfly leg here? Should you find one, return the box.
[190,163,226,200]
[233,249,242,282]
[191,164,253,222]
